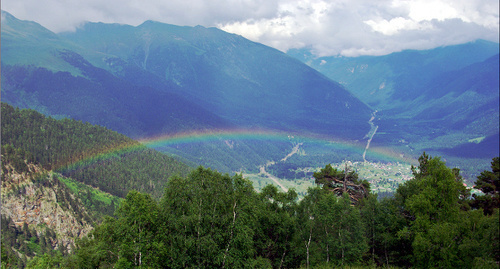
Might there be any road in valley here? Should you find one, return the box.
[363,111,378,162]
[259,165,288,192]
[258,142,305,192]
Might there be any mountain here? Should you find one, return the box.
[1,12,231,138]
[367,53,500,158]
[0,101,201,266]
[60,20,372,138]
[2,11,497,178]
[401,54,499,127]
[1,11,372,140]
[288,40,499,110]
[288,41,499,175]
[1,11,375,174]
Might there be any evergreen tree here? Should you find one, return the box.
[471,157,500,215]
[313,164,370,204]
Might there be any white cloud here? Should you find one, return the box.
[219,0,499,56]
[2,0,498,56]
[364,17,432,35]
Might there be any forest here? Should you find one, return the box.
[4,156,499,268]
[1,103,499,268]
[1,103,192,199]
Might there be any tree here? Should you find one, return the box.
[360,194,398,266]
[114,190,160,267]
[256,185,299,268]
[331,193,368,266]
[392,153,500,268]
[471,157,500,215]
[159,167,261,268]
[406,155,465,267]
[73,191,160,268]
[296,187,367,268]
[296,187,324,269]
[313,164,369,204]
[26,252,63,269]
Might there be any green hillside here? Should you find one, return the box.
[1,103,192,198]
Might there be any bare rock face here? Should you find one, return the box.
[1,162,93,253]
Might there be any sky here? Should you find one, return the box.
[2,0,499,57]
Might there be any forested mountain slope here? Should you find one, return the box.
[1,103,192,198]
[372,54,499,164]
[1,158,93,266]
[60,20,372,138]
[0,102,195,266]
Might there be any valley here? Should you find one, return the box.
[1,11,497,184]
[1,5,498,268]
[241,136,415,199]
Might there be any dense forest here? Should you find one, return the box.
[19,155,500,268]
[1,103,192,198]
[4,157,500,268]
[1,103,499,268]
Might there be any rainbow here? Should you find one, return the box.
[137,128,363,153]
[59,141,146,172]
[59,128,416,173]
[138,129,295,147]
[137,128,416,164]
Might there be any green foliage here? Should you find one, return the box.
[471,157,500,215]
[1,144,34,176]
[57,174,121,221]
[3,114,498,269]
[73,167,266,268]
[313,164,370,204]
[26,252,64,269]
[1,214,66,268]
[319,193,367,266]
[160,167,263,268]
[256,185,299,268]
[1,102,192,198]
[294,187,368,268]
[392,153,500,268]
[1,241,20,269]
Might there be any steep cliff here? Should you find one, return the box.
[1,156,93,259]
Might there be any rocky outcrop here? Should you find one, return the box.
[1,163,93,253]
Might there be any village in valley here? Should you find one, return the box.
[246,158,481,199]
[333,161,414,194]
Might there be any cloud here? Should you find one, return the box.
[2,0,279,31]
[220,0,499,56]
[2,0,498,56]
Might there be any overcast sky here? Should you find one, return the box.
[2,0,499,56]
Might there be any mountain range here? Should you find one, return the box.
[1,11,371,139]
[288,40,499,111]
[289,40,499,168]
[1,10,499,176]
